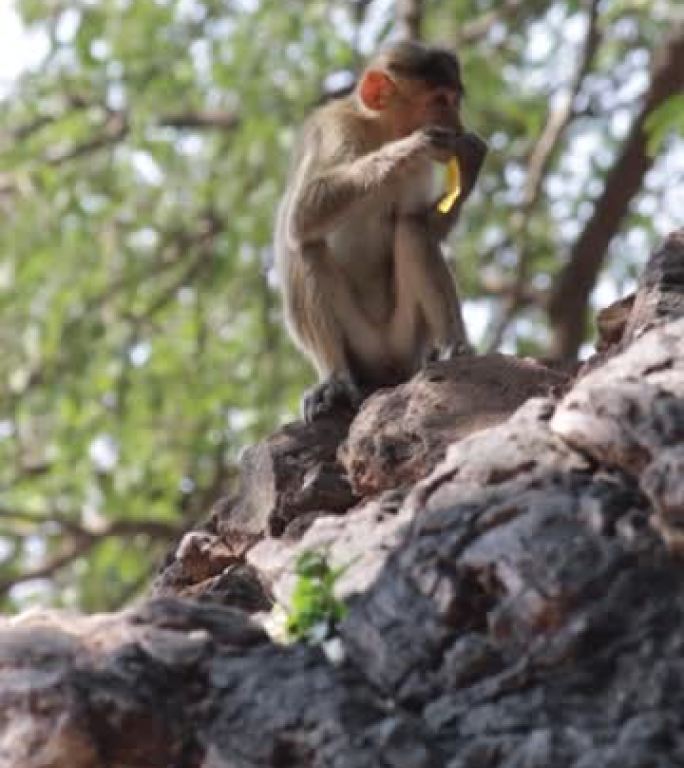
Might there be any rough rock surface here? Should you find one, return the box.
[1,230,683,768]
[0,600,438,768]
[341,354,569,496]
[215,415,357,540]
[621,229,684,345]
[553,318,684,549]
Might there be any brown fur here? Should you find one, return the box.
[274,42,486,419]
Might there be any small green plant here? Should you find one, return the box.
[286,550,348,643]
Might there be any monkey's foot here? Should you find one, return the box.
[302,373,362,423]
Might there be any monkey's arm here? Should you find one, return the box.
[430,132,487,241]
[289,130,432,244]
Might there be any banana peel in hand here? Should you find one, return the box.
[438,158,461,214]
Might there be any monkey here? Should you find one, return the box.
[275,41,487,422]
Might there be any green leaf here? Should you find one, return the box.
[645,95,684,156]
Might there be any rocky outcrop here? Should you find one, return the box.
[341,354,569,497]
[1,230,683,768]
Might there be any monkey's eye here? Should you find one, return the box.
[430,90,458,109]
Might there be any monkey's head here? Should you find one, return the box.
[357,41,464,139]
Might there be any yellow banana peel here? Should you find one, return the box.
[438,158,461,214]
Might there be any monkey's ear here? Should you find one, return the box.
[358,69,396,110]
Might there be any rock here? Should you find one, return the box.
[151,530,272,612]
[341,355,569,497]
[0,598,439,768]
[339,406,655,702]
[155,530,237,587]
[214,415,357,540]
[595,294,636,351]
[580,229,684,374]
[248,493,413,606]
[552,317,684,550]
[621,229,684,345]
[3,230,684,767]
[642,446,684,524]
[552,318,684,475]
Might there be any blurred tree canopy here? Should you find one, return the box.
[0,0,681,612]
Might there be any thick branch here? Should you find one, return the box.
[0,535,96,597]
[3,105,240,170]
[547,24,684,360]
[484,1,601,352]
[522,0,601,208]
[0,514,182,597]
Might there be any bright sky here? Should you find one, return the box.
[0,1,49,96]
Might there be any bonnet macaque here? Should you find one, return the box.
[275,41,487,421]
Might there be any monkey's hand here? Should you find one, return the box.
[302,371,363,423]
[448,132,487,197]
[428,132,487,237]
[419,126,465,164]
[421,128,487,179]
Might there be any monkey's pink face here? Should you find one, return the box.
[358,69,463,139]
[393,82,463,137]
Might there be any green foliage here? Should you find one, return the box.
[286,551,348,643]
[645,95,684,156]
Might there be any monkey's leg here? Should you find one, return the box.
[391,214,470,362]
[286,249,384,421]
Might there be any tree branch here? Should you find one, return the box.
[522,0,601,209]
[7,213,223,399]
[2,104,240,170]
[547,23,684,360]
[0,511,182,598]
[484,0,601,352]
[0,535,96,597]
[456,0,525,44]
[132,214,221,323]
[158,110,240,131]
[46,111,129,165]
